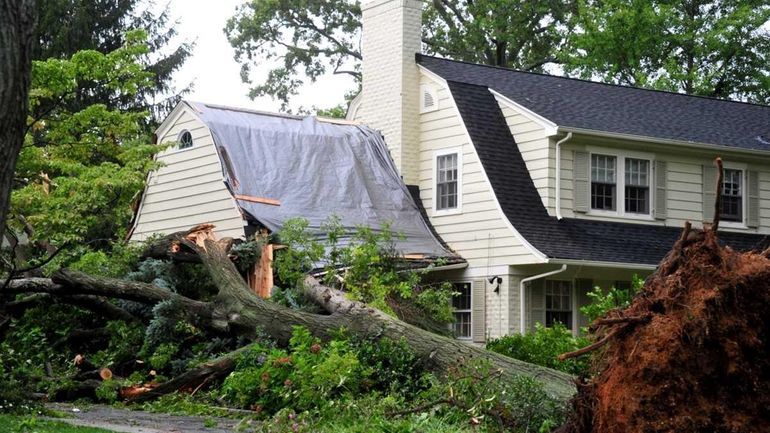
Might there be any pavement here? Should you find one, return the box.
[44,403,253,433]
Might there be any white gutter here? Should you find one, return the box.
[547,258,657,271]
[519,264,567,334]
[554,132,573,220]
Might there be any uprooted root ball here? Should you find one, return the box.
[560,228,770,433]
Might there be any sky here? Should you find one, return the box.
[159,0,356,113]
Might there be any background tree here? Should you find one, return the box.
[9,30,161,271]
[564,0,770,103]
[0,0,36,239]
[33,0,193,127]
[225,0,573,109]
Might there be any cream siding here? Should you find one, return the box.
[496,100,553,210]
[418,74,540,268]
[557,140,770,234]
[131,107,244,242]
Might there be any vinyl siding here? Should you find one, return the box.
[418,74,540,268]
[559,142,770,234]
[496,100,552,210]
[130,108,244,241]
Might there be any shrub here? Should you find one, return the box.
[486,323,590,376]
[580,275,644,323]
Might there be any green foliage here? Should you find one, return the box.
[486,323,591,376]
[95,380,120,404]
[92,321,144,368]
[565,0,770,103]
[273,217,454,325]
[12,30,162,270]
[579,275,644,323]
[225,1,570,108]
[149,343,180,371]
[222,327,427,416]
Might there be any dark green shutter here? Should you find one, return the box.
[528,279,545,332]
[575,279,594,331]
[573,151,590,213]
[471,280,486,343]
[703,164,718,222]
[654,161,667,220]
[747,170,760,228]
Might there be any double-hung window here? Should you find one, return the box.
[545,280,572,330]
[435,151,460,213]
[451,282,471,338]
[720,168,743,222]
[590,153,652,217]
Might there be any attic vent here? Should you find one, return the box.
[420,85,439,113]
[178,130,193,149]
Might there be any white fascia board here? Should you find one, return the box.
[445,87,549,263]
[559,126,770,159]
[489,89,559,136]
[546,258,657,271]
[154,100,201,143]
[417,64,449,87]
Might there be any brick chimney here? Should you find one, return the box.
[356,0,421,185]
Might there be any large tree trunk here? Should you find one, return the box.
[0,0,36,233]
[9,225,577,402]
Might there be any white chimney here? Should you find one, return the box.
[357,0,422,185]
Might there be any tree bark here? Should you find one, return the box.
[0,0,36,233]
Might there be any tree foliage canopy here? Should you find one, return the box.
[225,0,573,108]
[10,30,161,266]
[33,0,193,126]
[564,0,770,103]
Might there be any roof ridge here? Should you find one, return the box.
[416,53,770,110]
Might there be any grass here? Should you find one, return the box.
[0,414,118,433]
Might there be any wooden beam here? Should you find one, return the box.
[234,194,280,206]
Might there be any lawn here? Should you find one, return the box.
[0,414,117,433]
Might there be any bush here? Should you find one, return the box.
[486,323,590,376]
[580,275,644,323]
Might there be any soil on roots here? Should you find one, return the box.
[559,228,770,433]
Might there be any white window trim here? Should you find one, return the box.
[420,84,439,113]
[433,148,463,216]
[586,147,655,220]
[451,281,472,340]
[544,280,575,332]
[719,162,748,229]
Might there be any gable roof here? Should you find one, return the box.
[418,54,770,152]
[184,101,457,260]
[446,81,768,265]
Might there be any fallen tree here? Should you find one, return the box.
[7,224,576,402]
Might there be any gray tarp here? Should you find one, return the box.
[190,102,453,258]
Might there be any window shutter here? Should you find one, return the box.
[654,160,667,220]
[575,279,593,331]
[527,279,545,332]
[703,164,718,222]
[747,170,760,228]
[471,279,486,343]
[573,151,590,213]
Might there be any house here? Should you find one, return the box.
[345,0,770,342]
[132,0,770,343]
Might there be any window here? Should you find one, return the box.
[436,153,459,211]
[545,280,572,330]
[591,154,616,211]
[178,130,193,149]
[452,282,471,338]
[721,168,743,222]
[591,153,652,216]
[614,280,632,291]
[625,158,650,214]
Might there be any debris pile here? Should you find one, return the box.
[560,225,770,433]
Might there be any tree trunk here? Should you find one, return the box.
[0,0,36,233]
[8,225,577,402]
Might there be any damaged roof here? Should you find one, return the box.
[186,101,459,261]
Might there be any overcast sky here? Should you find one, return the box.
[160,0,356,113]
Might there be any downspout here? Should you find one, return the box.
[519,264,568,334]
[555,132,573,220]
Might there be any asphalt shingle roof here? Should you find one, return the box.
[418,54,770,152]
[447,80,769,265]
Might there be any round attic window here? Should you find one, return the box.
[178,130,193,149]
